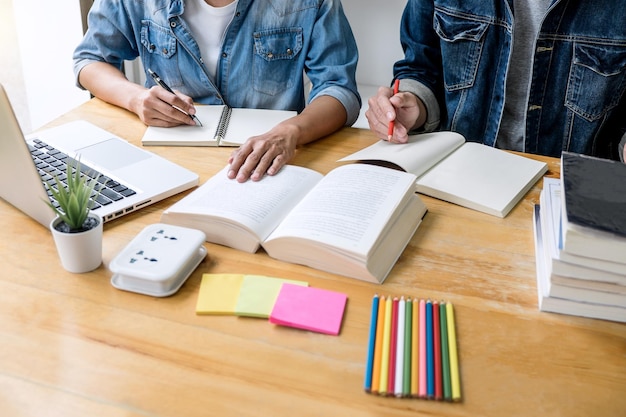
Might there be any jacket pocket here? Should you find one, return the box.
[140,20,183,87]
[566,43,626,121]
[433,9,489,91]
[253,27,303,95]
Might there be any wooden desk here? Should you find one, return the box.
[1,99,624,417]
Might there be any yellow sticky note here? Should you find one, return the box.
[235,275,308,318]
[196,274,244,315]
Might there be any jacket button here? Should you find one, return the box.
[170,21,177,28]
[267,52,274,59]
[162,48,168,55]
[286,48,293,55]
[222,52,228,58]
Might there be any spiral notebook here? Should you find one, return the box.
[141,105,296,147]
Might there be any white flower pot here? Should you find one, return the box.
[50,213,103,273]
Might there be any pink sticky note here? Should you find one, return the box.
[269,284,348,335]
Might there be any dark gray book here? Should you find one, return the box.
[562,151,626,236]
[560,152,626,264]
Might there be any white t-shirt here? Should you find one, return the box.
[183,0,238,79]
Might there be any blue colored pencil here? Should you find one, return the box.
[426,299,434,398]
[364,294,379,392]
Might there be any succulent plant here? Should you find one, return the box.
[45,158,101,232]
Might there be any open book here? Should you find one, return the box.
[161,164,428,283]
[339,132,548,217]
[141,105,296,146]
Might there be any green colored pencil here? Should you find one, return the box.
[440,301,452,401]
[403,298,412,396]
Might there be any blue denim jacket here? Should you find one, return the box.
[73,0,361,126]
[395,0,626,159]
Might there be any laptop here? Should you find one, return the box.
[0,83,199,228]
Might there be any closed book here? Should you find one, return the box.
[560,152,626,264]
[533,204,626,323]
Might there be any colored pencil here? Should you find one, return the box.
[426,300,434,398]
[402,298,412,397]
[410,298,419,397]
[433,300,443,400]
[387,297,399,395]
[364,294,379,392]
[378,295,393,395]
[440,301,452,401]
[446,302,461,401]
[418,299,426,397]
[371,295,386,394]
[394,297,406,396]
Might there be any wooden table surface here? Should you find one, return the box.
[1,98,624,417]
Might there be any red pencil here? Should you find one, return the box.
[433,300,443,400]
[387,296,399,395]
[387,79,400,141]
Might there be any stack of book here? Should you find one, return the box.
[533,152,626,323]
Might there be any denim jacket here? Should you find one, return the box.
[395,0,626,159]
[73,0,361,126]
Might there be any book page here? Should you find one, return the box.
[416,143,547,217]
[141,105,227,146]
[338,131,465,177]
[220,108,297,146]
[162,165,322,241]
[264,164,417,256]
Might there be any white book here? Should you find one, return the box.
[536,196,626,306]
[532,204,626,323]
[141,105,296,146]
[161,164,428,283]
[338,132,547,217]
[540,178,626,283]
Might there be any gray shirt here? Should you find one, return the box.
[496,0,551,151]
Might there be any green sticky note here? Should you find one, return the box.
[235,275,308,318]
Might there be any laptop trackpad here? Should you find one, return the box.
[77,139,150,171]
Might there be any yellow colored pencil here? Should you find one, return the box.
[446,302,461,401]
[370,295,386,393]
[378,295,393,395]
[410,298,419,396]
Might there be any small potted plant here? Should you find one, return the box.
[45,158,103,273]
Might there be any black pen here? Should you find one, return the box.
[147,68,202,126]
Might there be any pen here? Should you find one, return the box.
[147,68,202,126]
[387,78,400,141]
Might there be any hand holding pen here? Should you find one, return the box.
[387,79,400,141]
[365,78,427,144]
[147,68,202,126]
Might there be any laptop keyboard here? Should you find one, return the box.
[29,138,137,212]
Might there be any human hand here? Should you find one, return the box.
[227,125,298,182]
[365,85,424,143]
[131,86,198,127]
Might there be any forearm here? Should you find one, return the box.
[278,95,347,146]
[78,62,146,114]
